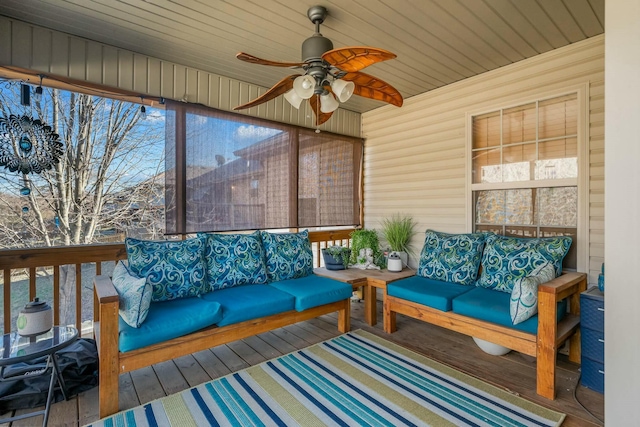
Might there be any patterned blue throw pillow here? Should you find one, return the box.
[417,230,486,285]
[200,231,268,290]
[125,237,208,302]
[112,260,152,328]
[510,263,556,325]
[261,230,314,282]
[477,234,572,293]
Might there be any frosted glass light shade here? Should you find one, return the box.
[320,93,339,113]
[331,79,355,103]
[284,89,303,109]
[293,75,316,99]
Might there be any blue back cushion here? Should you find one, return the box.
[477,234,572,293]
[261,230,314,282]
[200,231,267,290]
[417,230,486,285]
[125,237,208,302]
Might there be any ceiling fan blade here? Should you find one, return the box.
[342,71,403,107]
[322,47,397,72]
[236,52,306,68]
[234,74,299,110]
[309,94,333,126]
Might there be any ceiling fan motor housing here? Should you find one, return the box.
[302,34,333,62]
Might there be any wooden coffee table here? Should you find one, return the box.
[314,267,415,326]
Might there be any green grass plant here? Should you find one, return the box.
[381,213,416,256]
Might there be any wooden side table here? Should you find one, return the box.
[314,267,415,325]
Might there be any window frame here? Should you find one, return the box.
[465,84,590,273]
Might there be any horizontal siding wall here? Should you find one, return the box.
[0,16,361,137]
[362,35,604,284]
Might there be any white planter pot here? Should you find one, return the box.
[472,337,511,356]
[390,251,408,267]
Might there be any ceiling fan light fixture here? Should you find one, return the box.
[293,75,316,99]
[284,89,304,109]
[320,92,339,113]
[331,79,355,103]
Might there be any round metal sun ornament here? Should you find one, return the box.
[0,114,63,174]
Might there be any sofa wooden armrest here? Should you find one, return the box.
[92,275,121,419]
[383,271,588,400]
[536,272,587,398]
[92,275,351,418]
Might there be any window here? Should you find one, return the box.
[165,100,362,234]
[470,93,579,269]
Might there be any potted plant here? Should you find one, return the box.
[321,246,351,270]
[381,213,416,267]
[349,229,384,267]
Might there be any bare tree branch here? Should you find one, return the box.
[0,81,165,248]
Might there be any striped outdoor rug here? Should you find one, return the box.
[87,330,565,426]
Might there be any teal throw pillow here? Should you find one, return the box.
[125,237,208,302]
[477,234,571,293]
[112,260,152,328]
[261,230,313,282]
[510,263,556,325]
[417,230,486,285]
[200,231,268,290]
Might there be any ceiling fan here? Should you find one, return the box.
[234,5,403,126]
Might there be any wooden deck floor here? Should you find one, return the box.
[4,300,604,426]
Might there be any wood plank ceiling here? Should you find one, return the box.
[0,0,604,114]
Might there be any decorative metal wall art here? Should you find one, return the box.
[0,114,63,174]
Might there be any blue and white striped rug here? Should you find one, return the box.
[88,330,564,426]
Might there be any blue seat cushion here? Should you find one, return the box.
[118,297,222,352]
[268,274,353,311]
[200,284,295,326]
[451,287,568,334]
[387,276,474,312]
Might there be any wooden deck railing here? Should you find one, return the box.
[0,228,354,334]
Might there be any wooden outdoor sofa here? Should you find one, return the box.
[384,272,587,399]
[92,230,353,418]
[382,230,588,400]
[93,275,350,417]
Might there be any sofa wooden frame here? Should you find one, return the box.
[383,271,587,400]
[93,275,351,418]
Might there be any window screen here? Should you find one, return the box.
[165,100,362,234]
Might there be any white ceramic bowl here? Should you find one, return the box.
[472,337,511,356]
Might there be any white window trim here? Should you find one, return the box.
[465,83,590,273]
